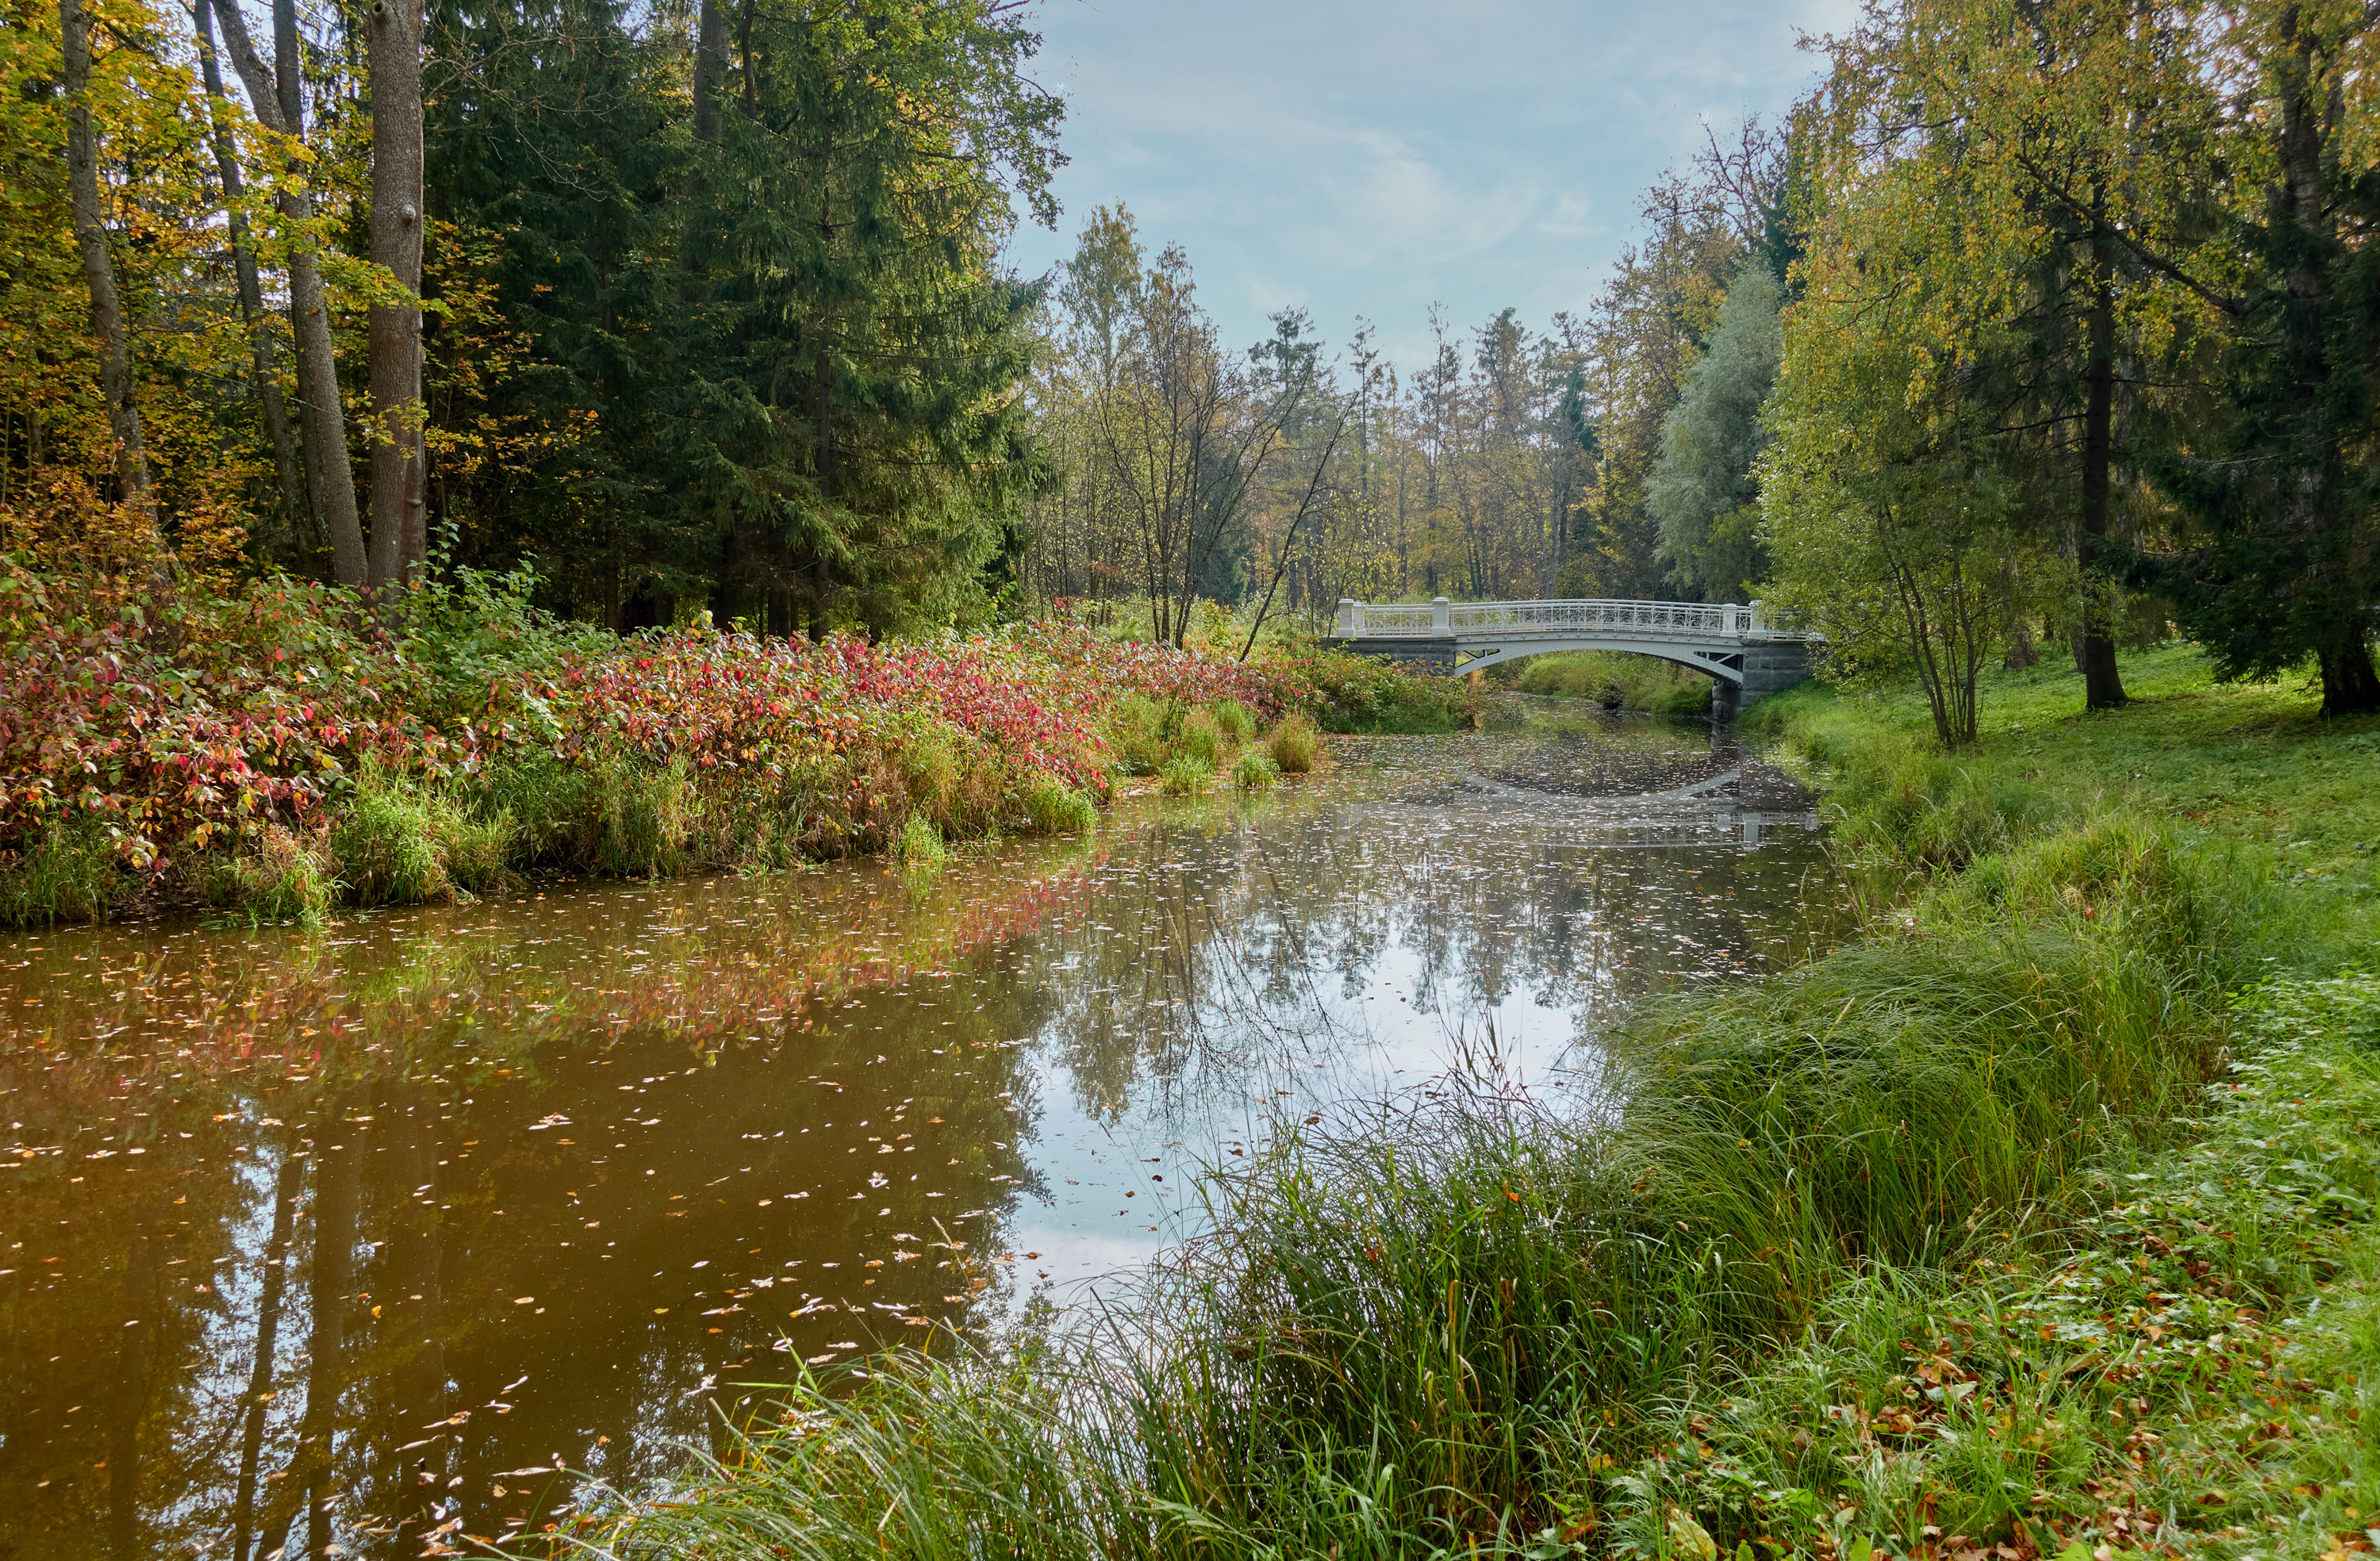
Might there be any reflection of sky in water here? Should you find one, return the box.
[0,715,1848,1560]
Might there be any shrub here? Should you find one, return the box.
[1233,752,1280,792]
[206,825,336,923]
[0,815,125,926]
[1021,777,1097,835]
[1266,714,1321,773]
[1273,649,1472,733]
[1159,754,1212,796]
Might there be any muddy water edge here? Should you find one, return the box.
[0,707,1854,1559]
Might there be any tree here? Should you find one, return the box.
[672,0,1059,635]
[365,0,427,587]
[1805,0,2292,713]
[59,0,155,525]
[192,0,309,547]
[1766,152,2064,746]
[1089,243,1281,646]
[1648,263,1781,602]
[2138,2,2380,715]
[213,0,370,583]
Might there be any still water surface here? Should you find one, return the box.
[0,711,1849,1560]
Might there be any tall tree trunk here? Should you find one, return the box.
[304,1122,361,1559]
[194,0,310,549]
[2317,624,2380,717]
[60,0,155,524]
[2273,11,2378,716]
[232,1153,301,1561]
[2077,212,2126,709]
[388,1085,449,1550]
[106,1218,156,1561]
[693,0,729,144]
[213,0,368,585]
[367,0,427,589]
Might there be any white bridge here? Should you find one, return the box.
[1330,596,1818,714]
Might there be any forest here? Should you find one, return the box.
[5,0,2376,741]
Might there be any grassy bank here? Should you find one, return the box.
[0,563,1465,928]
[568,642,2378,1561]
[1503,649,1717,717]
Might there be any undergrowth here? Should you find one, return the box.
[0,561,1407,925]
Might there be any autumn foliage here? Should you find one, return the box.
[0,548,1353,923]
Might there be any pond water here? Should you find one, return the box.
[0,709,1851,1561]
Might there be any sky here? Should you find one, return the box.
[1000,0,1863,372]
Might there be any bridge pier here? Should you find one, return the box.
[1712,642,1816,719]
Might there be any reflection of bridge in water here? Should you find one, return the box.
[1331,596,1820,716]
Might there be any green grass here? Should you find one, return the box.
[1159,754,1213,796]
[205,824,336,924]
[892,815,948,873]
[1265,712,1321,773]
[330,759,514,906]
[1608,970,2380,1561]
[1508,650,1716,717]
[1745,642,2380,904]
[0,815,126,925]
[1021,777,1099,835]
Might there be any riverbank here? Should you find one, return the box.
[0,566,1471,928]
[578,643,2378,1561]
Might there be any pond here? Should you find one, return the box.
[0,708,1852,1560]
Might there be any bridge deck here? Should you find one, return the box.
[1328,596,1818,712]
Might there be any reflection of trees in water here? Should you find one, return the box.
[1019,744,1844,1136]
[0,845,1103,1560]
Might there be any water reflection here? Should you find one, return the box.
[0,713,1850,1559]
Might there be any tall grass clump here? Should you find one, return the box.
[892,815,948,876]
[1266,712,1321,773]
[1232,751,1280,792]
[1159,754,1212,796]
[592,756,693,877]
[0,815,125,925]
[205,825,336,923]
[331,759,513,906]
[1174,708,1229,769]
[1021,777,1097,835]
[1207,698,1256,745]
[586,1353,1119,1561]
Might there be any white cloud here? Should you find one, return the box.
[1004,0,1833,372]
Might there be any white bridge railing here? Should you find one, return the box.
[1334,596,1784,641]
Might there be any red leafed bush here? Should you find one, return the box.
[0,563,1379,923]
